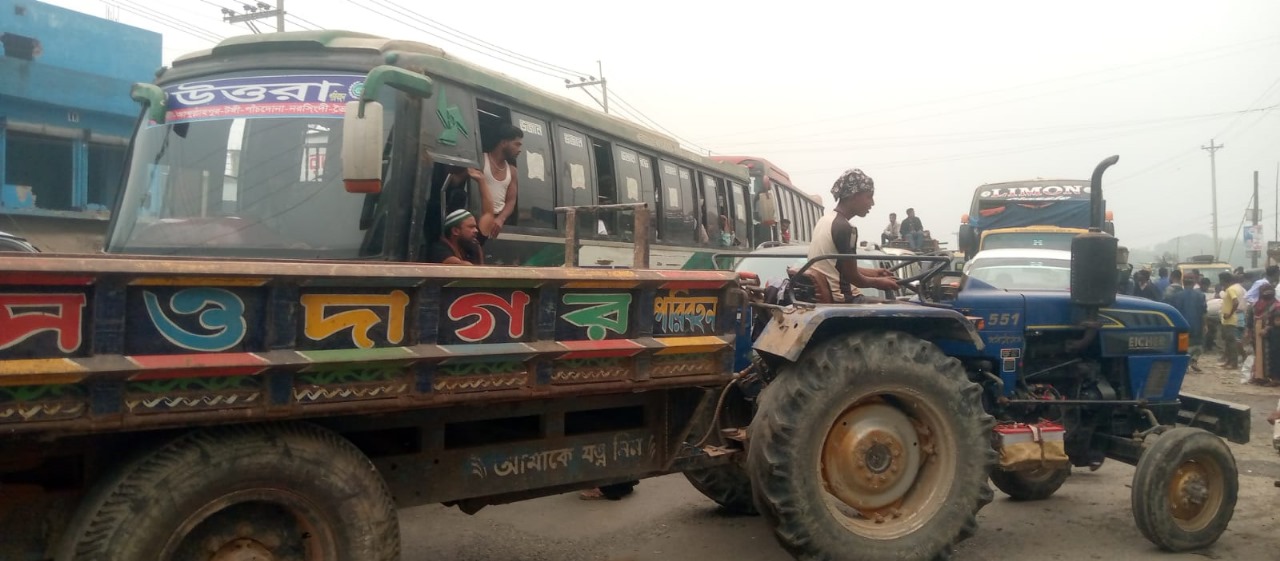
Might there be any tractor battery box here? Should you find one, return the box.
[994,421,1069,471]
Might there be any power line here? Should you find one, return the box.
[115,0,225,40]
[367,0,590,79]
[284,14,315,30]
[1212,72,1280,140]
[104,1,223,43]
[607,88,713,155]
[722,108,1248,154]
[346,0,577,81]
[784,109,1258,174]
[696,35,1280,143]
[720,105,1253,151]
[375,0,590,78]
[287,13,323,29]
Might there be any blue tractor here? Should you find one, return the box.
[698,156,1249,561]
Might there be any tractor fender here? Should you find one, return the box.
[752,303,984,363]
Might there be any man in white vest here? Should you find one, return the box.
[807,168,900,303]
[479,124,523,242]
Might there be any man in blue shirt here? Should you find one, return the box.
[1153,267,1171,294]
[1167,274,1207,372]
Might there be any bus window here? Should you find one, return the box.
[730,181,748,248]
[752,176,777,244]
[787,192,802,241]
[638,153,658,242]
[511,111,555,230]
[590,137,617,237]
[661,161,694,245]
[422,80,480,167]
[775,189,790,237]
[701,173,724,246]
[797,201,810,242]
[555,126,593,234]
[613,145,643,240]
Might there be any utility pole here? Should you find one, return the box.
[1202,139,1224,259]
[1252,170,1260,267]
[565,61,608,114]
[221,1,285,33]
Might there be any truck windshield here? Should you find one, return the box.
[106,73,391,259]
[981,232,1076,251]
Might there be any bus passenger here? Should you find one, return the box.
[807,169,899,303]
[480,124,523,242]
[428,209,484,265]
[780,219,792,244]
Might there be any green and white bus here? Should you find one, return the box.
[108,31,778,269]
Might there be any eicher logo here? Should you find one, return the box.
[1127,334,1169,351]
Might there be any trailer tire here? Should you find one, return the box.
[56,422,399,561]
[1131,427,1237,552]
[684,463,758,515]
[990,465,1071,501]
[747,331,996,561]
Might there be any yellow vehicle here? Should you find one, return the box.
[975,224,1087,252]
[1175,255,1233,281]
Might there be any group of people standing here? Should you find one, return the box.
[1127,265,1280,384]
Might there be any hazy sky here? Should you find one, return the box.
[46,0,1280,256]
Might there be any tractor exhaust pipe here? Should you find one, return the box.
[1089,155,1119,231]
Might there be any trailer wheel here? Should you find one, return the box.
[747,331,996,561]
[56,422,399,561]
[684,463,757,514]
[990,466,1071,501]
[1131,427,1237,552]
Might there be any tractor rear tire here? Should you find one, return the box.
[747,331,996,561]
[1131,427,1237,552]
[990,466,1071,501]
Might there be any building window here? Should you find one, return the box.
[0,33,41,60]
[5,132,73,211]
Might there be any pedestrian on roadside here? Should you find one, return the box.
[1168,274,1206,372]
[1219,272,1247,370]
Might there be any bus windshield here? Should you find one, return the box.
[106,73,392,259]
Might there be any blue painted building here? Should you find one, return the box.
[0,0,160,251]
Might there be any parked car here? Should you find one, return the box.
[963,248,1071,291]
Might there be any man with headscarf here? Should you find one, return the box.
[428,209,483,265]
[807,168,899,303]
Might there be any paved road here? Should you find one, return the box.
[400,357,1280,561]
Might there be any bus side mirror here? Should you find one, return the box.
[131,83,167,125]
[341,66,434,194]
[342,100,385,194]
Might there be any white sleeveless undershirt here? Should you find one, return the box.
[482,155,511,215]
